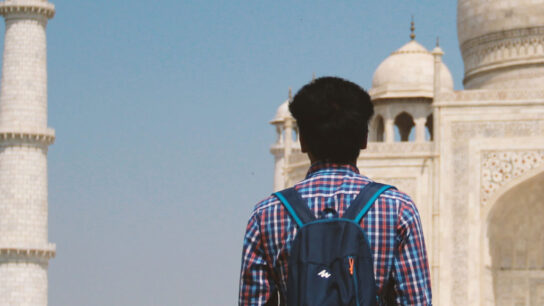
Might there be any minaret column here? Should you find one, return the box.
[284,117,293,159]
[0,1,56,305]
[414,117,427,142]
[271,125,285,192]
[431,40,444,304]
[384,117,395,143]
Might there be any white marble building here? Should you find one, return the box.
[271,1,544,305]
[0,0,56,305]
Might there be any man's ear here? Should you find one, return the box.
[361,131,368,150]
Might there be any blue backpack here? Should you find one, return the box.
[273,182,395,306]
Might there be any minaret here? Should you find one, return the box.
[270,89,292,191]
[0,0,56,305]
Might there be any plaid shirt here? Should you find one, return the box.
[239,162,432,305]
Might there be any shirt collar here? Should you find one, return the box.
[305,161,360,179]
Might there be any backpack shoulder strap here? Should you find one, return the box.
[343,182,395,223]
[273,187,316,227]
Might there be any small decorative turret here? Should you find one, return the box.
[432,37,445,100]
[270,89,295,191]
[369,25,453,143]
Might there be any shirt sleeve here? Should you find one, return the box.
[392,199,433,305]
[238,211,275,306]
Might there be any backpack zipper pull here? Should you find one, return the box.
[349,257,354,276]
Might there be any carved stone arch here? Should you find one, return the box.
[490,45,497,62]
[478,49,485,64]
[514,40,522,57]
[389,108,404,122]
[529,38,538,55]
[507,42,513,57]
[520,42,527,56]
[481,165,544,306]
[500,44,507,59]
[481,151,544,206]
[482,163,544,225]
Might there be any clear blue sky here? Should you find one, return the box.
[0,1,462,305]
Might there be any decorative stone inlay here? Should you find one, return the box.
[460,26,544,79]
[451,121,543,139]
[0,1,55,19]
[481,150,544,205]
[449,120,543,304]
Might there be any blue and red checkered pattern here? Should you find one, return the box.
[239,162,432,305]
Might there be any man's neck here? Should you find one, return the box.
[309,157,358,166]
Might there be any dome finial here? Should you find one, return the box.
[410,15,415,40]
[288,87,292,100]
[436,36,440,47]
[312,72,316,82]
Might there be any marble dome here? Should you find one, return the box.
[270,100,290,124]
[370,40,454,100]
[458,0,544,46]
[458,0,544,89]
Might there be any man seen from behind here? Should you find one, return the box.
[239,77,432,305]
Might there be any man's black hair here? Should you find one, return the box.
[289,76,374,164]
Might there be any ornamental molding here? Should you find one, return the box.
[460,26,544,78]
[461,27,544,50]
[0,243,56,260]
[481,150,544,206]
[438,89,544,103]
[0,1,55,19]
[373,97,431,104]
[391,49,429,56]
[0,128,55,145]
[363,142,434,155]
[461,27,544,51]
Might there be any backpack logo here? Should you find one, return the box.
[317,269,331,279]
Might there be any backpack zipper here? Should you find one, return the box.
[348,256,360,306]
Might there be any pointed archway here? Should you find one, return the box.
[485,170,544,305]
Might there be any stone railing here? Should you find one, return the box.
[0,1,55,19]
[0,127,55,145]
[0,243,56,260]
[361,142,434,157]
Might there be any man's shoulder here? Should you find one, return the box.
[379,185,420,220]
[380,186,414,205]
[249,193,282,219]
